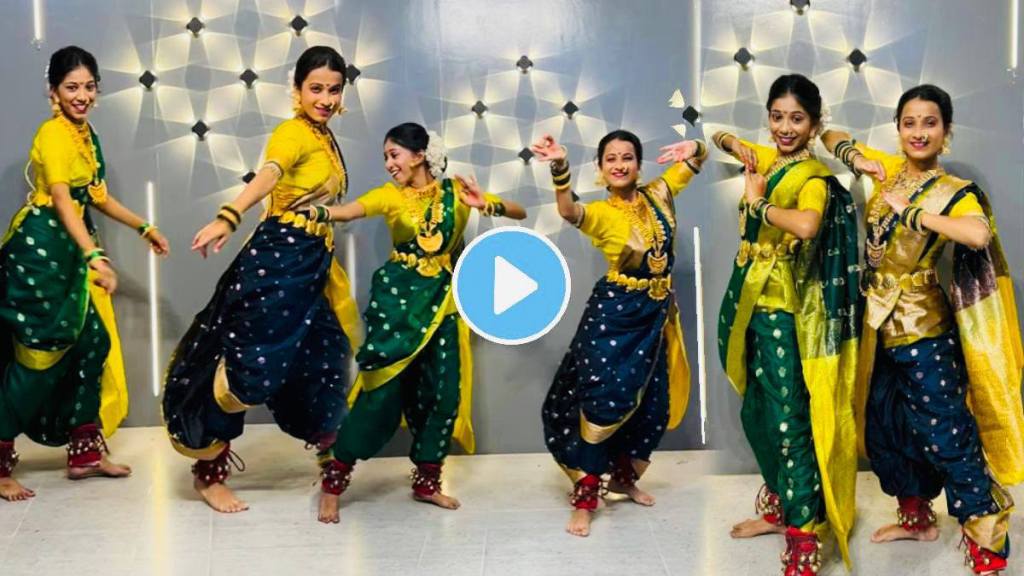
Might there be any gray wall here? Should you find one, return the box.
[0,1,1019,461]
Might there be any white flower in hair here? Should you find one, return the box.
[424,131,448,179]
[43,64,50,95]
[286,68,296,95]
[818,103,832,131]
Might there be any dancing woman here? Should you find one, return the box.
[312,122,526,523]
[531,130,704,537]
[0,46,169,501]
[712,74,860,575]
[162,46,361,514]
[822,84,1023,575]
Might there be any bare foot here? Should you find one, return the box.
[68,456,132,480]
[0,477,35,501]
[413,491,461,510]
[730,516,786,538]
[194,477,249,513]
[607,479,656,506]
[567,509,593,537]
[318,492,340,524]
[870,523,939,543]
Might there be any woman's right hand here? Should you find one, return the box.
[529,135,567,163]
[732,142,758,173]
[191,219,234,258]
[853,155,886,182]
[89,259,118,294]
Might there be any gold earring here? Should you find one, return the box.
[941,135,951,155]
[50,95,61,117]
[334,103,347,117]
[291,90,302,116]
[594,171,607,187]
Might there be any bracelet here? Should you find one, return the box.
[137,222,153,236]
[749,197,769,221]
[85,248,107,263]
[216,213,239,232]
[309,204,330,223]
[693,140,707,160]
[712,131,735,152]
[554,182,572,194]
[833,140,863,177]
[760,201,776,225]
[912,207,927,233]
[481,200,506,217]
[219,203,242,220]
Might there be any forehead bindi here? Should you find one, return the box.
[304,67,344,89]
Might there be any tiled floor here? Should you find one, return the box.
[4,427,1021,575]
[0,426,710,576]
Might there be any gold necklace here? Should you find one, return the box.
[297,115,345,190]
[404,180,445,254]
[765,148,811,180]
[56,113,98,178]
[608,191,668,275]
[864,163,944,269]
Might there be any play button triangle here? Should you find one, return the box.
[493,256,538,315]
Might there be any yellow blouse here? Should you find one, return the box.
[577,162,697,272]
[857,143,983,269]
[357,179,502,247]
[740,138,827,313]
[262,118,346,218]
[28,117,107,206]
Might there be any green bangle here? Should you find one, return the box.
[85,248,106,263]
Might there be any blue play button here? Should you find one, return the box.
[453,227,571,345]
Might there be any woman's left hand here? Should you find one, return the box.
[743,169,767,204]
[656,141,698,164]
[881,192,910,215]
[145,228,170,256]
[454,174,486,209]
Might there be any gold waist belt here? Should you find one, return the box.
[735,239,802,267]
[607,270,671,301]
[391,250,452,278]
[867,269,939,292]
[277,210,332,239]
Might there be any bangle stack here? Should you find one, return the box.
[216,204,242,231]
[481,201,506,217]
[833,139,863,177]
[749,197,775,225]
[551,159,572,194]
[85,248,110,265]
[308,204,331,223]
[712,131,735,153]
[137,222,158,240]
[900,206,927,233]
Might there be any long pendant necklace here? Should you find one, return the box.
[864,164,943,269]
[405,180,445,254]
[609,192,668,275]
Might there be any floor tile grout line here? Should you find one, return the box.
[479,528,488,576]
[648,517,672,576]
[414,530,429,569]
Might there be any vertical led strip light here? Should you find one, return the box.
[32,0,45,48]
[1013,0,1020,71]
[691,0,708,446]
[693,227,708,445]
[147,181,160,396]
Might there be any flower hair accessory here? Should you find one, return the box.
[286,68,296,94]
[424,131,448,179]
[818,103,832,131]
